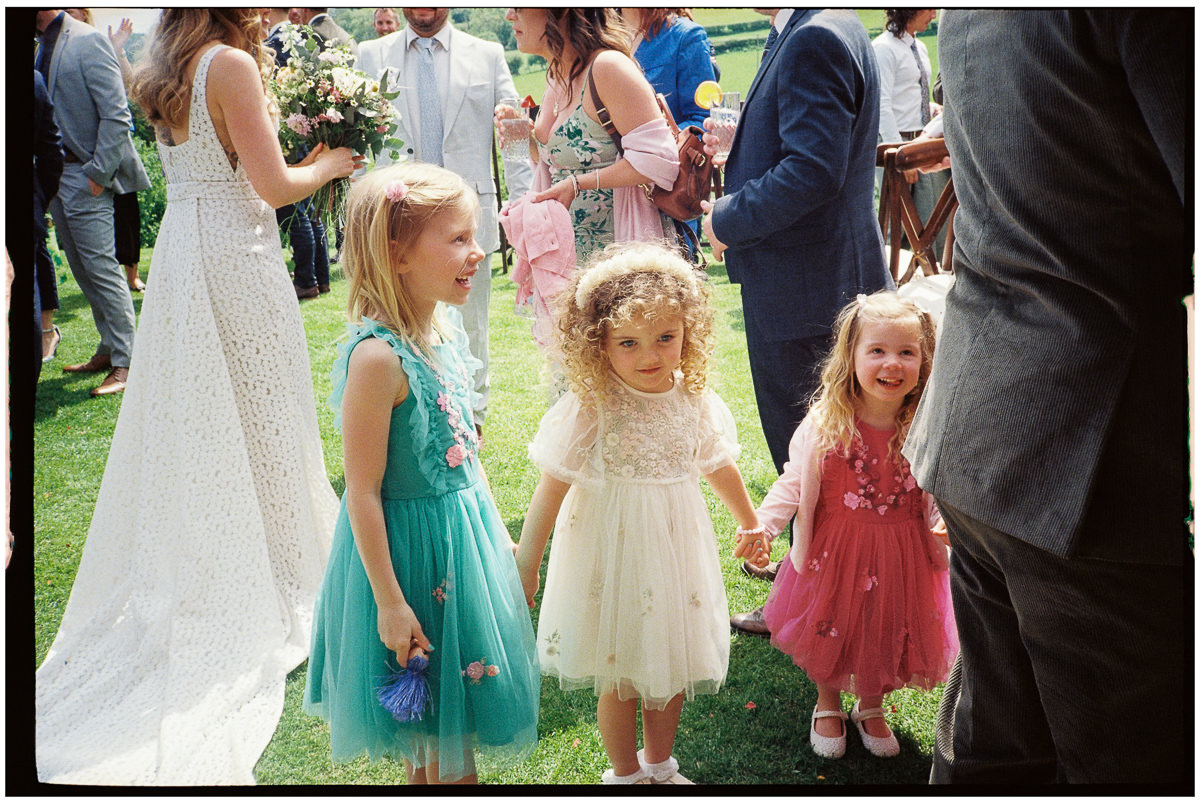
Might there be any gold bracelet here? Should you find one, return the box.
[569,174,580,196]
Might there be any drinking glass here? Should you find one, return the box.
[710,91,740,162]
[496,97,532,162]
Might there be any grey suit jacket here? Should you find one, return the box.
[356,25,532,254]
[311,13,358,57]
[44,14,149,194]
[903,10,1190,565]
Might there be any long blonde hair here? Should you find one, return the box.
[808,291,937,460]
[341,163,479,357]
[554,241,713,405]
[131,8,272,130]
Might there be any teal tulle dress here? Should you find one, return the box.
[303,314,540,782]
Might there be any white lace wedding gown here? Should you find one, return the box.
[35,45,337,785]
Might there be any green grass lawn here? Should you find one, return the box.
[33,243,944,786]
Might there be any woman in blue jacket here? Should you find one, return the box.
[624,8,717,254]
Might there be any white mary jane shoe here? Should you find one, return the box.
[850,701,900,757]
[809,706,848,759]
[601,765,652,784]
[637,749,695,784]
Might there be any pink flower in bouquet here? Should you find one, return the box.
[323,108,344,123]
[377,125,389,133]
[285,113,311,136]
[445,444,467,468]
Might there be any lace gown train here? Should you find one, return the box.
[35,45,337,785]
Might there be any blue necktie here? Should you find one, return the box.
[910,38,931,126]
[415,37,444,166]
[762,26,778,61]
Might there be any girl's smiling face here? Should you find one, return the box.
[603,312,685,394]
[394,205,485,319]
[853,318,923,415]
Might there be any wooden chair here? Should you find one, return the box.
[876,138,957,286]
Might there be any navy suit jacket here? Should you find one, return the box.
[34,69,64,236]
[711,9,889,342]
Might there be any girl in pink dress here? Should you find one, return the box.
[737,291,956,760]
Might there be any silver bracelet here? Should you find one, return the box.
[593,170,601,190]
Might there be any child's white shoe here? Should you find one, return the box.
[601,765,652,784]
[637,749,695,784]
[809,706,848,759]
[850,701,900,757]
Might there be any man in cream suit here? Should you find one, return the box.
[357,8,532,432]
[35,9,151,397]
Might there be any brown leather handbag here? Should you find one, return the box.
[586,67,713,223]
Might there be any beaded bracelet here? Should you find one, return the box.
[736,525,770,550]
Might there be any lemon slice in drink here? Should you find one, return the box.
[693,80,723,110]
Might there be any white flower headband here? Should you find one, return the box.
[574,252,701,310]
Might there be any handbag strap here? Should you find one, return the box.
[585,61,622,153]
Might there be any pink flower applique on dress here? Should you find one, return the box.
[437,391,451,412]
[462,658,500,684]
[843,492,861,509]
[446,443,467,468]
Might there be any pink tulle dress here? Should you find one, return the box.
[761,419,957,697]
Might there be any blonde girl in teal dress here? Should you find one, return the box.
[303,164,540,784]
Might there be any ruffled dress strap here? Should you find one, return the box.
[329,314,481,489]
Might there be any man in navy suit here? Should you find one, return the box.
[702,9,890,633]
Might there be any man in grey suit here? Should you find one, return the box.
[289,8,358,57]
[35,9,151,396]
[357,8,532,433]
[905,10,1191,786]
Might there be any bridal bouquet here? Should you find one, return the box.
[270,24,403,227]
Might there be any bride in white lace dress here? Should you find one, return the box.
[35,9,361,785]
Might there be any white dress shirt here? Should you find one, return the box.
[872,29,933,143]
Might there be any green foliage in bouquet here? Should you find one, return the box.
[269,24,404,227]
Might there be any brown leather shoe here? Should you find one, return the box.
[296,284,320,299]
[90,367,129,397]
[318,283,331,294]
[741,559,780,582]
[64,353,112,373]
[730,606,770,637]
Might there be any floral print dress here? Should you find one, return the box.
[540,91,620,264]
[304,313,539,782]
[762,420,958,698]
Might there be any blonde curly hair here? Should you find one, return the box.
[807,290,937,460]
[340,163,479,358]
[554,241,713,404]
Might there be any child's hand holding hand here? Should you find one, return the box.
[377,601,433,668]
[733,525,771,568]
[516,554,540,610]
[931,518,950,548]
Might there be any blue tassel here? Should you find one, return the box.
[376,653,431,722]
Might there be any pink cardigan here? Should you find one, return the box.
[499,195,577,348]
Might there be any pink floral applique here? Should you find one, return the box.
[904,474,918,492]
[432,579,448,603]
[876,505,888,516]
[843,492,861,509]
[446,444,467,468]
[463,658,500,684]
[863,571,878,591]
[437,391,451,412]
